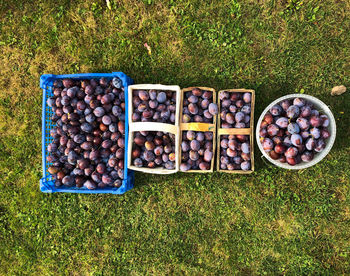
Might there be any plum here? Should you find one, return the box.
[93,107,105,117]
[285,147,298,158]
[203,150,213,162]
[291,134,303,146]
[293,98,305,107]
[320,115,329,127]
[310,115,322,127]
[280,100,291,111]
[315,139,326,152]
[208,103,218,115]
[241,161,251,171]
[189,150,199,161]
[134,158,143,167]
[300,105,311,117]
[84,180,97,190]
[225,113,235,124]
[264,113,274,124]
[227,148,237,158]
[112,77,122,89]
[260,128,268,138]
[274,144,286,154]
[241,143,250,154]
[301,151,314,162]
[180,163,190,171]
[321,128,330,139]
[287,105,300,119]
[310,127,321,139]
[199,162,210,170]
[296,117,310,130]
[287,123,300,134]
[243,93,251,103]
[157,92,167,103]
[190,140,200,151]
[267,124,279,136]
[270,105,282,116]
[235,112,245,123]
[276,117,289,128]
[262,138,274,152]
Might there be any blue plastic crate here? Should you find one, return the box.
[40,72,134,194]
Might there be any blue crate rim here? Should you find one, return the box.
[41,72,134,194]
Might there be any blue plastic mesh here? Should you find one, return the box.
[40,72,134,194]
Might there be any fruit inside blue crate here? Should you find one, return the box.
[46,77,126,189]
[219,135,251,171]
[182,88,218,123]
[180,130,214,171]
[259,97,330,166]
[219,91,252,128]
[132,131,176,170]
[132,89,176,124]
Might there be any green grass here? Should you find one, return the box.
[1,0,350,274]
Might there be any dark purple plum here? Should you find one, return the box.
[321,128,330,139]
[320,115,329,127]
[241,143,250,154]
[287,123,300,134]
[81,122,93,133]
[189,150,199,161]
[134,158,143,167]
[262,138,274,152]
[241,161,251,171]
[276,117,289,128]
[310,127,321,139]
[156,92,167,103]
[269,105,282,116]
[180,163,190,171]
[315,139,326,152]
[190,140,200,151]
[293,98,305,107]
[287,105,300,119]
[93,107,105,117]
[310,115,322,127]
[291,134,303,146]
[296,117,310,130]
[235,112,245,123]
[267,124,279,136]
[300,105,311,117]
[301,151,314,162]
[181,141,190,152]
[243,93,251,103]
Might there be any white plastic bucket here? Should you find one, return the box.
[256,94,336,169]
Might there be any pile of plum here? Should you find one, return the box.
[180,131,214,171]
[220,91,252,128]
[219,135,251,171]
[132,131,176,170]
[259,97,331,165]
[46,77,126,189]
[132,89,176,124]
[182,88,218,123]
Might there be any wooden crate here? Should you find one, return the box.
[127,84,181,174]
[179,87,217,173]
[216,89,255,174]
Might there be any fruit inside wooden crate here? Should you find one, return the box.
[179,87,218,173]
[217,89,255,173]
[127,84,181,174]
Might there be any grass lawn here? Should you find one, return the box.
[1,0,350,274]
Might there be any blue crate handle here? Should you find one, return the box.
[40,72,134,194]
